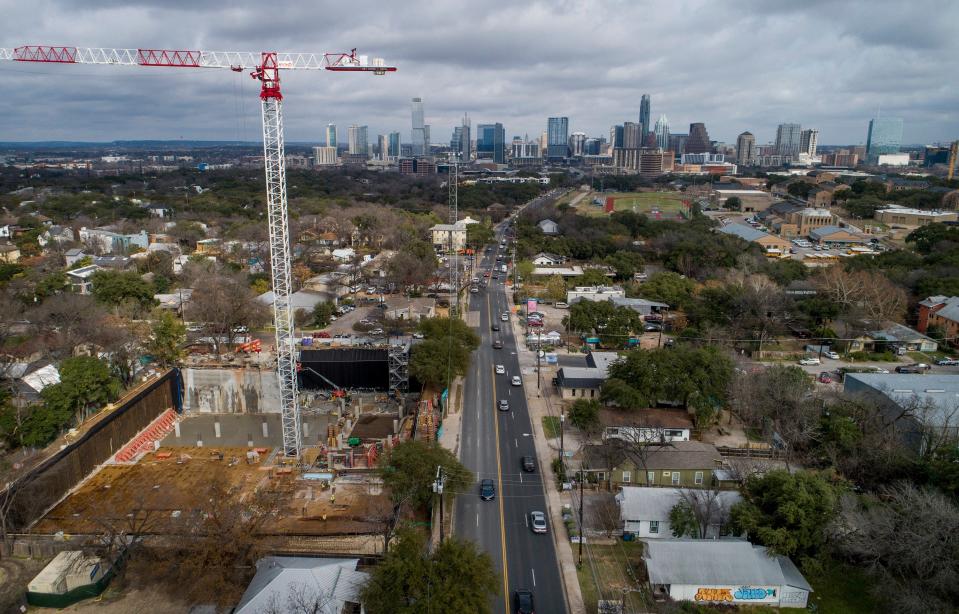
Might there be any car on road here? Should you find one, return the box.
[818,371,833,384]
[896,363,931,373]
[528,319,543,327]
[491,323,500,331]
[493,340,503,349]
[470,286,479,293]
[643,323,662,332]
[521,455,536,472]
[412,332,424,339]
[555,302,569,309]
[498,399,509,411]
[511,375,522,386]
[495,364,506,374]
[514,589,534,614]
[799,357,821,366]
[370,328,384,335]
[501,312,509,321]
[936,358,959,366]
[479,479,495,500]
[824,350,841,360]
[530,511,548,534]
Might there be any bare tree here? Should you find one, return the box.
[183,264,269,354]
[592,494,622,539]
[669,489,736,539]
[814,267,907,326]
[257,581,337,614]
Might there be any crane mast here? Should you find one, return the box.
[1,44,396,459]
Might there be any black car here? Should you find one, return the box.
[514,589,534,614]
[491,323,500,331]
[521,456,536,472]
[480,479,495,501]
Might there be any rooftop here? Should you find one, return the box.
[717,223,770,243]
[844,373,959,428]
[645,540,811,591]
[616,486,741,521]
[583,441,724,471]
[235,556,368,614]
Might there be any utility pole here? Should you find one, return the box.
[578,467,585,567]
[433,465,446,545]
[559,412,565,476]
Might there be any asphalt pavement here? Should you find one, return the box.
[454,232,567,614]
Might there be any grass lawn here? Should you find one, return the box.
[577,191,688,218]
[575,542,649,614]
[806,560,880,614]
[542,416,561,439]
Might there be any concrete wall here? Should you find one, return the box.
[182,367,281,414]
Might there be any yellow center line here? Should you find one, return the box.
[488,277,510,611]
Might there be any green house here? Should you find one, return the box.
[582,441,733,489]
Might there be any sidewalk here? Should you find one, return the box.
[509,292,586,614]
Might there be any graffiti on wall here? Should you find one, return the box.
[694,587,776,602]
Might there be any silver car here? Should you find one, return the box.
[530,511,547,534]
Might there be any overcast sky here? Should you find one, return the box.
[1,0,957,146]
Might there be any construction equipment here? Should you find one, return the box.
[0,45,396,459]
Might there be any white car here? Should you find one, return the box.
[799,357,821,366]
[824,351,840,360]
[530,511,548,534]
[511,376,522,386]
[555,302,569,309]
[495,365,506,374]
[501,313,509,321]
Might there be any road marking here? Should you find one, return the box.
[476,512,479,528]
[488,297,510,612]
[515,438,518,448]
[524,514,529,528]
[532,568,536,587]
[519,473,523,483]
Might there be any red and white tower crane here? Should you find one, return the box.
[0,45,397,459]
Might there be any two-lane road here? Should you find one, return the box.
[454,236,566,613]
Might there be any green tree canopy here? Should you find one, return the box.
[466,222,495,249]
[568,398,601,432]
[377,440,473,509]
[91,270,155,307]
[361,528,499,614]
[409,337,473,389]
[147,311,186,368]
[639,271,696,309]
[416,317,480,350]
[669,500,699,538]
[730,470,840,560]
[312,301,336,328]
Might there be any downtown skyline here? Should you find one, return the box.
[0,0,957,146]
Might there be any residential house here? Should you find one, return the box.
[194,238,221,255]
[93,256,135,271]
[808,225,867,246]
[0,224,12,238]
[555,351,620,399]
[302,272,350,299]
[154,289,193,314]
[233,556,368,614]
[532,265,584,278]
[608,296,669,316]
[66,264,101,294]
[78,227,149,254]
[615,486,741,539]
[717,224,792,255]
[537,218,560,235]
[843,373,959,452]
[429,217,479,252]
[532,252,566,266]
[566,285,625,304]
[331,247,356,262]
[144,203,173,218]
[917,295,959,342]
[582,441,728,489]
[11,362,61,404]
[384,297,436,321]
[0,243,21,264]
[64,248,87,267]
[645,540,811,608]
[875,204,958,227]
[601,408,693,444]
[38,225,75,247]
[868,322,938,353]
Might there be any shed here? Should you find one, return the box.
[27,551,113,608]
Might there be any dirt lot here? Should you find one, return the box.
[34,447,390,537]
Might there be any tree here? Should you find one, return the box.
[184,266,269,354]
[417,316,480,349]
[147,311,185,367]
[576,267,611,287]
[516,260,535,282]
[668,489,735,538]
[545,274,567,302]
[787,181,813,199]
[377,440,472,510]
[639,271,696,309]
[592,494,622,539]
[813,267,907,326]
[91,270,155,308]
[466,222,495,249]
[312,301,336,328]
[906,223,959,254]
[724,196,742,211]
[410,338,472,389]
[169,221,206,245]
[569,398,601,432]
[834,483,959,613]
[361,528,499,614]
[730,470,839,560]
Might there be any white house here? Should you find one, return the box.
[64,248,87,267]
[233,556,368,614]
[429,217,479,251]
[532,252,566,266]
[603,408,693,444]
[331,247,356,262]
[538,218,560,235]
[566,285,625,303]
[38,225,75,247]
[615,486,741,539]
[66,264,101,294]
[645,540,811,608]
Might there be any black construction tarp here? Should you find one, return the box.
[299,348,391,391]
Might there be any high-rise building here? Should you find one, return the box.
[668,133,688,156]
[450,127,462,150]
[477,122,506,163]
[388,132,400,158]
[313,146,338,166]
[686,123,711,154]
[547,117,569,160]
[639,94,651,141]
[411,97,427,156]
[510,135,540,160]
[584,138,602,156]
[377,134,389,159]
[325,123,337,148]
[736,132,756,165]
[653,115,670,150]
[639,149,674,177]
[775,123,802,159]
[568,132,587,157]
[348,125,368,156]
[455,114,472,161]
[540,131,548,157]
[799,129,819,157]
[866,117,903,158]
[623,122,643,149]
[610,125,625,149]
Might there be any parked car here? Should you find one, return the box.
[498,399,509,411]
[643,323,662,332]
[521,456,536,472]
[412,332,424,339]
[479,479,495,501]
[817,371,833,384]
[312,331,331,338]
[528,319,544,327]
[896,363,931,374]
[370,328,384,336]
[514,589,534,614]
[511,376,522,386]
[799,357,821,366]
[555,302,569,309]
[936,358,959,366]
[824,350,841,360]
[495,364,506,374]
[529,511,548,534]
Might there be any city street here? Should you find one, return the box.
[454,231,567,614]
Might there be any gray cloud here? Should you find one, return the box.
[0,0,956,145]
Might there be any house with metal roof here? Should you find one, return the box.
[615,486,741,539]
[555,351,621,399]
[234,556,368,614]
[717,223,791,254]
[868,322,938,353]
[809,225,867,245]
[918,295,959,346]
[645,539,811,608]
[582,441,731,489]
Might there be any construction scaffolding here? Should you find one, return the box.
[388,342,409,393]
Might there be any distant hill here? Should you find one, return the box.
[0,140,264,150]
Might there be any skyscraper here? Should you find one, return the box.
[325,123,337,148]
[866,117,903,158]
[610,125,624,149]
[639,94,651,141]
[477,122,506,163]
[411,97,427,156]
[686,123,711,154]
[668,134,688,156]
[547,117,569,160]
[377,134,388,159]
[568,132,587,157]
[348,125,368,155]
[736,131,756,165]
[623,122,642,149]
[653,115,670,150]
[800,129,819,157]
[388,132,400,158]
[456,114,472,161]
[775,123,802,159]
